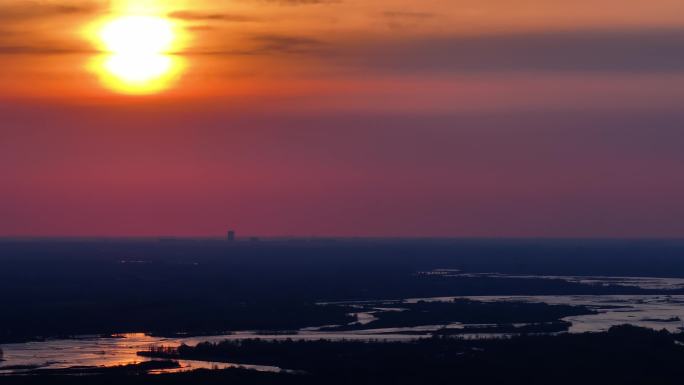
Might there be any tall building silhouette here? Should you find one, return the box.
[227,230,236,241]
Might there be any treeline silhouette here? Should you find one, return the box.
[6,326,682,384]
[134,325,684,384]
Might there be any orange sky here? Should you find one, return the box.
[2,0,684,102]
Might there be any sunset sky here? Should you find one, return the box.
[1,0,684,237]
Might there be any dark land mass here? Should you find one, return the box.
[2,238,683,342]
[321,299,594,331]
[432,320,573,335]
[4,326,684,385]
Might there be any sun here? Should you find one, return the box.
[90,15,185,95]
[99,16,175,55]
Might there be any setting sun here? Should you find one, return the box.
[91,15,184,95]
[99,16,175,55]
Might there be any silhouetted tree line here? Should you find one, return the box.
[4,326,684,384]
[136,325,684,385]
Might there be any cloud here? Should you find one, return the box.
[186,25,219,32]
[184,27,684,72]
[168,11,257,22]
[0,2,107,54]
[250,35,326,53]
[0,1,106,21]
[0,32,93,56]
[0,43,91,55]
[185,34,327,56]
[383,11,435,19]
[340,29,684,73]
[381,11,436,30]
[259,0,340,5]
